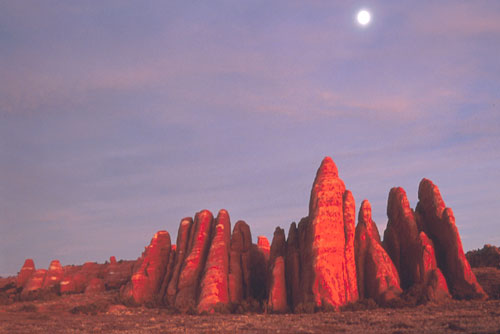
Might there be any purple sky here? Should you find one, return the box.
[1,1,500,276]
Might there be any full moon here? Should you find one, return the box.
[357,10,371,26]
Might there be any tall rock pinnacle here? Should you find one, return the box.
[121,231,171,304]
[197,209,231,313]
[416,179,487,299]
[303,156,358,309]
[384,187,450,302]
[355,200,402,304]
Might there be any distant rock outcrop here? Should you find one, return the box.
[355,200,402,304]
[21,269,47,298]
[42,260,63,290]
[416,178,487,300]
[17,259,35,289]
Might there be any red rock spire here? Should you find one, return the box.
[416,178,487,299]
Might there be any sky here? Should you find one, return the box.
[1,1,500,276]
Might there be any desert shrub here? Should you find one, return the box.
[0,282,15,292]
[119,295,140,307]
[145,299,161,309]
[70,301,110,315]
[340,298,377,312]
[17,303,38,312]
[293,301,316,314]
[210,302,231,314]
[234,298,263,314]
[20,287,59,302]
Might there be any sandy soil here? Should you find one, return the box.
[1,292,499,334]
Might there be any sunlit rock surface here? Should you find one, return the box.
[268,227,287,313]
[304,157,359,309]
[42,260,63,289]
[197,209,231,314]
[175,210,213,312]
[11,157,489,312]
[355,200,402,304]
[17,259,35,289]
[416,178,487,300]
[384,187,450,301]
[121,230,171,304]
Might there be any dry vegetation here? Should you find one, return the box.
[1,290,500,334]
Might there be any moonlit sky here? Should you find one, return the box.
[1,1,500,276]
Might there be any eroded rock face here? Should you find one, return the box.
[121,230,172,304]
[197,209,231,314]
[355,200,402,304]
[42,260,63,289]
[21,269,47,297]
[228,220,252,304]
[343,190,358,302]
[60,262,105,294]
[164,217,193,306]
[103,260,135,290]
[286,222,301,311]
[416,232,450,301]
[60,272,87,294]
[267,227,287,312]
[305,157,358,309]
[158,245,176,303]
[175,210,214,312]
[416,178,487,300]
[268,256,287,313]
[85,277,105,295]
[384,187,450,301]
[257,236,270,263]
[17,259,35,289]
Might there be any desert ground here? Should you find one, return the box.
[1,291,500,334]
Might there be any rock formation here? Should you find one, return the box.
[85,277,105,295]
[416,178,487,300]
[301,157,358,309]
[384,187,450,302]
[17,259,35,289]
[164,217,193,306]
[197,209,231,313]
[121,230,172,304]
[21,269,47,297]
[343,190,358,302]
[42,260,63,289]
[228,220,252,304]
[10,156,490,312]
[175,210,214,312]
[285,222,301,311]
[267,227,287,313]
[355,200,402,304]
[103,260,135,290]
[257,236,270,263]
